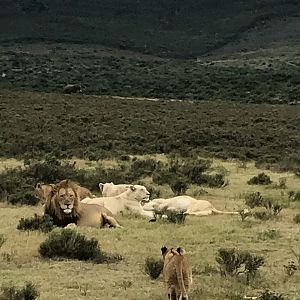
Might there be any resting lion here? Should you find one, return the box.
[161,246,192,300]
[44,180,121,228]
[99,182,148,197]
[143,196,238,216]
[82,185,154,218]
[35,182,55,203]
[35,181,94,203]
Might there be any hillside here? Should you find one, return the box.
[1,0,300,58]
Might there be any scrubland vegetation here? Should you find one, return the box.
[0,155,299,299]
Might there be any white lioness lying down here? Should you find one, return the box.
[82,185,154,218]
[99,182,147,197]
[143,196,238,216]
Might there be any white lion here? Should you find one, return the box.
[143,196,238,216]
[99,182,147,197]
[82,185,154,218]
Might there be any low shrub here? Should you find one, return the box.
[0,234,5,249]
[129,159,157,180]
[293,214,300,224]
[39,228,122,264]
[169,177,189,195]
[258,229,280,240]
[259,290,284,300]
[239,208,252,222]
[283,261,298,276]
[248,173,272,185]
[144,257,164,279]
[0,282,39,300]
[17,214,54,233]
[287,190,300,201]
[7,191,39,206]
[165,211,187,224]
[216,248,264,283]
[245,192,264,208]
[245,192,283,220]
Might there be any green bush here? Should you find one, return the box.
[7,191,39,206]
[216,248,264,283]
[248,173,272,185]
[245,192,264,208]
[283,261,298,276]
[287,190,300,201]
[293,214,300,224]
[259,290,284,300]
[129,159,157,180]
[0,282,39,300]
[165,211,187,224]
[17,214,54,233]
[0,234,5,249]
[144,257,164,279]
[39,228,122,264]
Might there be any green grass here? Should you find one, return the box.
[0,158,299,299]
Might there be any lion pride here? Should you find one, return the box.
[44,180,121,228]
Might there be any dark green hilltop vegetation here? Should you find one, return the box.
[1,0,300,58]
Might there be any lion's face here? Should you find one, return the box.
[130,185,150,202]
[55,187,77,214]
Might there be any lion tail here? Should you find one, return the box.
[212,207,238,215]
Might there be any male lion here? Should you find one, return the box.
[44,180,121,228]
[35,181,94,203]
[161,246,193,300]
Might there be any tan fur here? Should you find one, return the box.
[36,181,94,203]
[34,182,55,203]
[44,180,121,228]
[161,247,192,300]
[82,185,154,218]
[143,196,238,216]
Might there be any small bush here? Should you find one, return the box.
[0,234,5,249]
[7,191,40,206]
[258,229,280,240]
[39,228,122,263]
[129,159,157,180]
[0,282,39,300]
[144,257,164,279]
[245,192,264,208]
[259,290,284,300]
[283,261,298,276]
[165,211,187,224]
[288,190,300,201]
[169,177,189,195]
[239,208,252,221]
[17,214,54,233]
[216,248,264,283]
[293,214,300,224]
[248,173,272,185]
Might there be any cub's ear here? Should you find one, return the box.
[130,185,136,192]
[177,247,182,254]
[161,246,168,255]
[99,183,104,191]
[36,182,42,188]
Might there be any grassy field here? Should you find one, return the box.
[0,158,299,299]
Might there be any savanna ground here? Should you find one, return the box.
[0,157,299,300]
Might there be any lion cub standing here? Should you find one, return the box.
[161,246,193,300]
